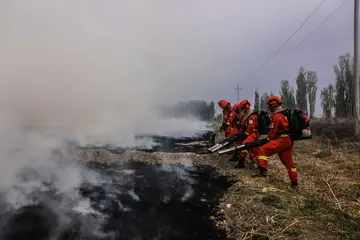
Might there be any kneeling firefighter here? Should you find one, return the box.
[233,100,260,168]
[253,96,298,189]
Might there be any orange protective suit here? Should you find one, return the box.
[218,100,233,138]
[227,103,242,137]
[255,108,298,182]
[239,111,260,160]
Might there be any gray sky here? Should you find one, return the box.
[194,0,352,116]
[0,0,353,139]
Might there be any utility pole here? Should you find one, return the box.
[354,0,360,137]
[234,85,242,102]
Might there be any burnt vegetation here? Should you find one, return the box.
[0,132,236,240]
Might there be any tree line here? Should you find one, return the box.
[321,53,354,118]
[254,66,317,117]
[254,53,354,119]
[161,100,216,121]
[161,53,353,122]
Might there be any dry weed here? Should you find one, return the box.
[219,139,360,240]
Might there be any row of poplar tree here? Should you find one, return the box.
[253,53,354,119]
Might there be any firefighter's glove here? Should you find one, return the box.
[220,122,229,130]
[244,138,270,149]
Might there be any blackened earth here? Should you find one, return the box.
[0,160,233,240]
[65,130,215,154]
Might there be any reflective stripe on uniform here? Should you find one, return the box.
[279,134,289,137]
[291,168,297,172]
[241,149,248,153]
[258,156,268,161]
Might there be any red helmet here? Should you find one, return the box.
[218,100,231,109]
[232,102,241,113]
[294,108,303,114]
[266,96,282,108]
[239,100,251,110]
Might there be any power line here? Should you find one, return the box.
[252,0,327,77]
[293,0,349,51]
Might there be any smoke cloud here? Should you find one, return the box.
[0,0,219,211]
[0,0,220,145]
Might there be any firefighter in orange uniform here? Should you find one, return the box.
[227,102,242,137]
[227,102,244,162]
[218,100,233,138]
[234,100,260,168]
[253,96,298,189]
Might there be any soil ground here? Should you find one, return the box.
[72,136,360,240]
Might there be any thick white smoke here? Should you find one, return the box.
[0,0,216,147]
[0,0,219,191]
[0,3,229,238]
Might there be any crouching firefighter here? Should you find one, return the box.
[218,100,233,138]
[228,102,242,137]
[208,105,244,153]
[226,102,245,162]
[233,100,260,168]
[253,96,299,189]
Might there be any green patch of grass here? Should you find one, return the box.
[261,194,283,209]
[248,234,269,240]
[301,198,360,239]
[347,183,360,199]
[227,182,257,196]
[313,150,332,159]
[283,228,301,237]
[302,199,323,213]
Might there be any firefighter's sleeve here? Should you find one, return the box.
[227,111,237,124]
[220,122,230,130]
[267,114,280,140]
[245,115,257,135]
[240,115,256,141]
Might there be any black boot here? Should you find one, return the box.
[229,154,238,162]
[251,166,267,178]
[234,157,246,169]
[291,180,299,191]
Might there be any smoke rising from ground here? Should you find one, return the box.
[0,0,216,147]
[0,1,220,188]
[0,5,224,233]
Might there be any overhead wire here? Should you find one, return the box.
[293,0,349,51]
[251,0,327,78]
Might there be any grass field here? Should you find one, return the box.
[212,119,360,240]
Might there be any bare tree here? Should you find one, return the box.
[321,84,335,118]
[334,53,354,118]
[260,92,269,110]
[279,80,296,109]
[254,89,260,110]
[296,66,308,112]
[306,71,318,118]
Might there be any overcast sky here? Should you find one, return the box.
[0,0,354,131]
[178,0,352,116]
[194,0,353,116]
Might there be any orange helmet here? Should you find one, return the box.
[239,100,251,110]
[218,99,231,109]
[232,102,241,113]
[266,96,282,108]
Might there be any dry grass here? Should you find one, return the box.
[72,119,360,240]
[218,139,360,240]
